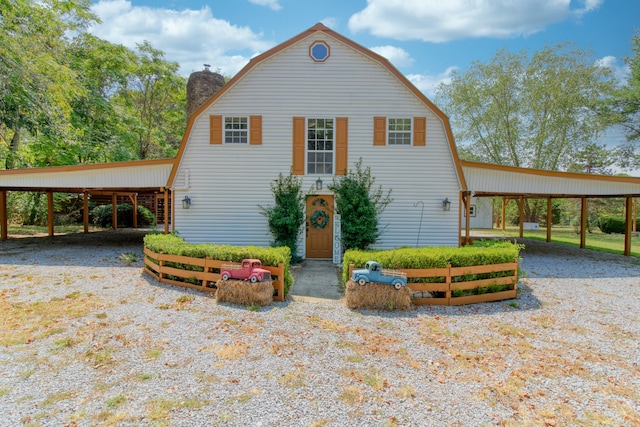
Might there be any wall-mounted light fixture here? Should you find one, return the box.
[182,195,191,209]
[315,177,323,191]
[442,198,451,212]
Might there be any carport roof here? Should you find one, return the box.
[0,159,174,193]
[461,160,640,198]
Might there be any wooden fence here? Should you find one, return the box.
[143,247,285,302]
[349,261,518,306]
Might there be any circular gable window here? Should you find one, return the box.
[309,41,330,62]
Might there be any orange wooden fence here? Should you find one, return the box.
[144,247,285,301]
[349,261,518,306]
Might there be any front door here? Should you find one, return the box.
[306,195,334,259]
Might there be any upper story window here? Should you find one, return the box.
[309,41,330,62]
[224,117,248,144]
[307,118,333,174]
[388,118,412,145]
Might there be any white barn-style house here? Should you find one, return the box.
[167,23,466,260]
[3,23,640,257]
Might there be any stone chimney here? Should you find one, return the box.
[186,64,225,119]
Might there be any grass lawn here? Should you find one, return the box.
[474,225,640,258]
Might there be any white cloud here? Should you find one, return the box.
[407,66,458,98]
[248,0,282,12]
[89,0,273,76]
[320,17,339,30]
[348,0,604,42]
[596,55,631,85]
[370,45,414,67]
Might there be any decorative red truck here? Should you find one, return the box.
[220,259,271,283]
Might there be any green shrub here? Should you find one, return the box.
[342,240,521,284]
[597,215,638,234]
[329,158,392,251]
[260,173,305,263]
[143,234,293,296]
[91,204,155,228]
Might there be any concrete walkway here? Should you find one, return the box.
[289,260,343,301]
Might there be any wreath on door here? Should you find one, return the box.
[311,209,329,230]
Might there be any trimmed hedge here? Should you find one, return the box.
[143,233,293,296]
[342,240,522,284]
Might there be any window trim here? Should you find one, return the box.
[387,117,413,146]
[306,117,335,175]
[223,116,249,144]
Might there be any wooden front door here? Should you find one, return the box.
[306,195,334,259]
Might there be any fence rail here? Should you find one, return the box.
[349,261,518,306]
[144,247,285,301]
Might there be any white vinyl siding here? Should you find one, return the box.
[174,32,462,250]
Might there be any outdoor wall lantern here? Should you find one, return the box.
[182,195,191,209]
[442,198,451,212]
[316,177,323,191]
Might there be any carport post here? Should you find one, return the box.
[501,198,507,232]
[518,197,524,238]
[47,191,54,237]
[580,197,588,249]
[83,192,89,233]
[625,196,633,256]
[112,194,118,230]
[133,194,138,228]
[546,197,552,242]
[0,190,7,240]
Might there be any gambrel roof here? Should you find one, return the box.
[166,22,468,190]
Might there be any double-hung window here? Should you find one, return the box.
[388,118,412,145]
[307,118,333,174]
[224,117,248,144]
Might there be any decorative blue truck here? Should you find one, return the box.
[352,261,408,290]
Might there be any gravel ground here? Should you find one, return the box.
[0,230,639,426]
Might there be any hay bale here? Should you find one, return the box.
[344,280,412,310]
[215,279,273,306]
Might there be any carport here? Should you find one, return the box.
[0,159,175,240]
[460,160,640,256]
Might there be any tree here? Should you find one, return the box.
[116,41,186,159]
[329,159,392,251]
[261,173,306,262]
[436,43,614,171]
[436,44,615,221]
[604,33,640,169]
[0,0,97,168]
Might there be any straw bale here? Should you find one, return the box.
[344,280,412,310]
[215,279,273,306]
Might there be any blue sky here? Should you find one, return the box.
[88,0,638,96]
[88,0,638,153]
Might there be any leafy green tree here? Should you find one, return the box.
[604,33,640,169]
[261,173,305,261]
[329,159,392,251]
[116,41,186,159]
[0,0,97,168]
[436,43,615,221]
[436,43,614,170]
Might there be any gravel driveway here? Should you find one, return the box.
[1,230,639,426]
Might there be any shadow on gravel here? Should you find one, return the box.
[0,229,148,267]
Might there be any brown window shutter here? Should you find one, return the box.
[335,117,348,176]
[250,115,262,145]
[413,117,426,146]
[373,116,386,146]
[210,115,222,144]
[292,117,305,175]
